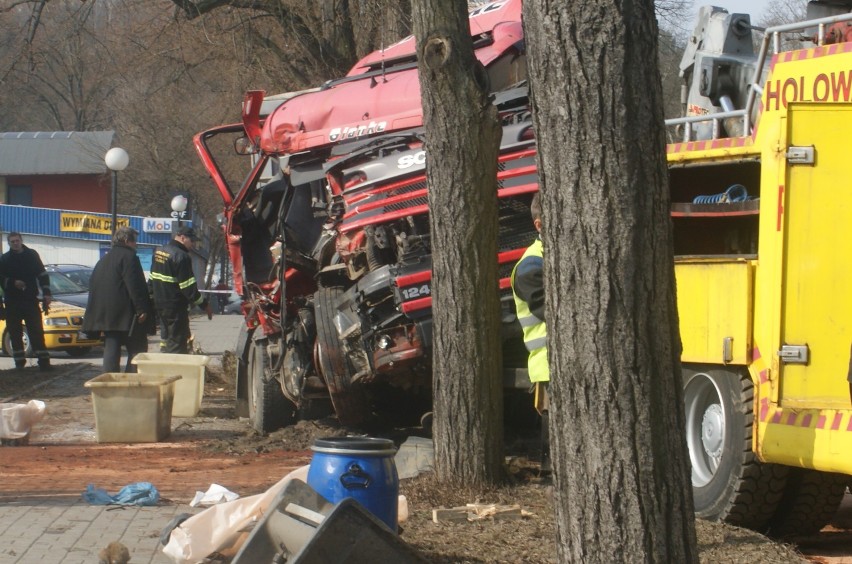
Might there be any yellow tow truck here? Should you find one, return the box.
[668,3,852,536]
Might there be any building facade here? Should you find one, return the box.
[0,204,174,272]
[0,131,209,283]
[0,132,114,212]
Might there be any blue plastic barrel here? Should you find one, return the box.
[307,436,399,532]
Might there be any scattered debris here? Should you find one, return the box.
[190,484,240,507]
[232,479,426,564]
[394,436,434,479]
[163,466,311,563]
[83,482,160,506]
[0,399,45,445]
[432,503,532,523]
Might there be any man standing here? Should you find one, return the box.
[83,226,152,372]
[150,226,212,354]
[510,193,550,473]
[0,232,52,370]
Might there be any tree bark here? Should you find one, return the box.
[412,0,504,486]
[522,0,698,561]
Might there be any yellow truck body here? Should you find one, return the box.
[670,43,852,477]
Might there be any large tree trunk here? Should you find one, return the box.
[412,1,504,486]
[523,0,698,561]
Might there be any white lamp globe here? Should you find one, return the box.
[105,147,129,171]
[171,195,188,213]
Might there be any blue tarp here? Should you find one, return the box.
[83,482,160,506]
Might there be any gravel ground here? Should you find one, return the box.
[1,357,848,562]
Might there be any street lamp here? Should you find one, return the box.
[171,195,188,230]
[104,147,129,237]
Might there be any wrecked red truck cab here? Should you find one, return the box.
[193,0,536,432]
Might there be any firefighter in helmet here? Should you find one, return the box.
[150,226,212,353]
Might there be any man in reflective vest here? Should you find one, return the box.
[511,192,550,473]
[151,226,212,353]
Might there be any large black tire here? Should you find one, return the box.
[683,365,788,530]
[247,337,295,433]
[766,468,848,538]
[314,286,370,426]
[234,326,251,418]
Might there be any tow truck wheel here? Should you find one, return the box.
[247,337,295,433]
[314,286,370,426]
[766,468,848,538]
[683,365,788,530]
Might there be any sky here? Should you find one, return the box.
[691,0,774,22]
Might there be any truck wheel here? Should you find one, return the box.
[314,286,370,426]
[766,468,848,538]
[247,337,295,433]
[234,326,251,418]
[683,365,787,530]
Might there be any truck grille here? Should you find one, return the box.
[497,196,537,252]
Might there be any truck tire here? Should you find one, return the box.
[766,468,848,538]
[683,364,788,530]
[234,326,251,418]
[314,286,371,426]
[247,337,295,433]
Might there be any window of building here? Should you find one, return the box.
[8,185,32,206]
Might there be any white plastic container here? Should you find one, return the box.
[84,373,180,442]
[131,353,210,417]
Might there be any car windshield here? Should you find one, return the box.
[62,269,92,289]
[47,271,85,294]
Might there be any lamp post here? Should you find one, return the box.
[104,147,129,238]
[171,195,188,231]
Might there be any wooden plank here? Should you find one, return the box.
[432,504,525,523]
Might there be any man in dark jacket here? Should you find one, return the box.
[83,226,152,372]
[0,232,52,370]
[150,226,212,353]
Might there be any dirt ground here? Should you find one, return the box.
[1,360,850,563]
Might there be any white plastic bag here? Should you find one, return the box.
[0,400,46,440]
[189,484,240,507]
[163,465,411,563]
[163,465,310,564]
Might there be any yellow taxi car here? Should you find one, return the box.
[1,300,101,357]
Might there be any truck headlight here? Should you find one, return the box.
[44,317,71,326]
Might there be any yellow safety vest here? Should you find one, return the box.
[510,239,549,383]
